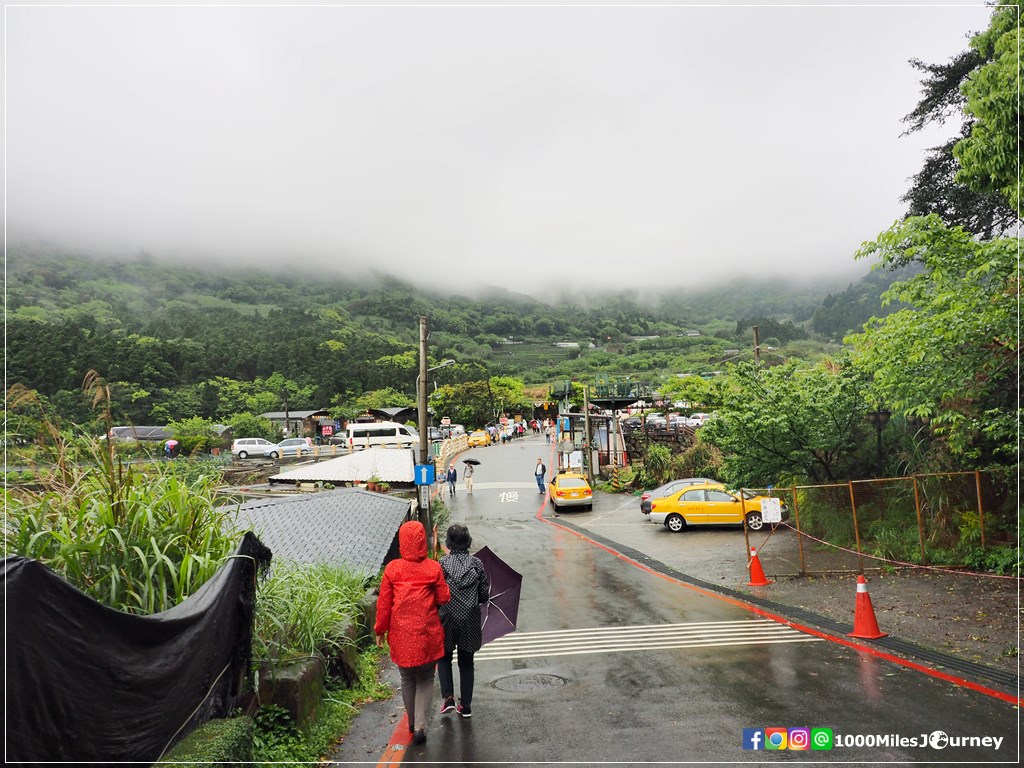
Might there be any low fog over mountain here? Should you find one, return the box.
[6,4,989,294]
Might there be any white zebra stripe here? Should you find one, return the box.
[469,620,821,661]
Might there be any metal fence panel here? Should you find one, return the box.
[751,471,1014,577]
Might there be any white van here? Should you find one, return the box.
[345,421,419,450]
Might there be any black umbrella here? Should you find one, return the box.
[463,458,481,465]
[475,546,522,645]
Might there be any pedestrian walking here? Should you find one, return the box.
[438,524,489,719]
[446,463,457,496]
[464,463,475,494]
[534,458,547,494]
[374,521,451,746]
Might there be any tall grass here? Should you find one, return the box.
[4,373,241,614]
[252,563,371,666]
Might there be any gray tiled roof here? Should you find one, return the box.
[229,488,411,576]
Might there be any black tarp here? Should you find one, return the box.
[4,532,272,766]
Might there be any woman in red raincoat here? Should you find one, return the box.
[375,520,451,745]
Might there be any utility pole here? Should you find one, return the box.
[753,325,761,366]
[417,317,431,542]
[583,385,593,485]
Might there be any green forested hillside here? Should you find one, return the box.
[6,247,880,427]
[811,263,924,341]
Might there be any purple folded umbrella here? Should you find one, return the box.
[475,546,522,645]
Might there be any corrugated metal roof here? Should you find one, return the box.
[259,410,330,420]
[269,446,416,485]
[229,488,411,576]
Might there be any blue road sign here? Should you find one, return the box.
[415,464,436,486]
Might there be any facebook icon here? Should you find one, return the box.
[742,728,764,750]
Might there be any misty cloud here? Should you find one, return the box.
[6,3,991,292]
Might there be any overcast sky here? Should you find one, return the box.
[5,2,992,294]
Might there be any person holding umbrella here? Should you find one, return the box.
[462,458,480,494]
[375,521,451,745]
[438,524,489,718]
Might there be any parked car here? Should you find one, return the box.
[231,437,275,459]
[549,472,593,511]
[649,483,789,532]
[263,437,312,459]
[467,430,491,447]
[621,417,642,430]
[439,424,466,439]
[428,427,443,442]
[644,414,666,426]
[640,478,722,515]
[686,413,712,427]
[345,421,418,450]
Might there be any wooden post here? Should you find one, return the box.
[848,481,865,573]
[792,486,806,575]
[912,474,927,565]
[975,470,986,551]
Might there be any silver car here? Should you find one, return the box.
[263,437,312,459]
[640,477,722,515]
[231,437,275,459]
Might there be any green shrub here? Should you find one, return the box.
[252,648,392,763]
[5,456,241,613]
[4,375,241,614]
[162,715,254,766]
[644,444,672,486]
[671,441,723,481]
[253,564,370,667]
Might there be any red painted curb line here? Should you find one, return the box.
[376,712,413,767]
[536,505,1022,707]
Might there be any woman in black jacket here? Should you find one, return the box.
[437,524,489,718]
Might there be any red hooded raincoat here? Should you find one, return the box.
[375,521,451,668]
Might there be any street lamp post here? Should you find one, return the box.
[866,407,891,478]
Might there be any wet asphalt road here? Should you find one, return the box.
[331,435,1019,765]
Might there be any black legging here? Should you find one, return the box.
[437,646,475,707]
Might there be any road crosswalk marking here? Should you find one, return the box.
[460,481,541,490]
[471,619,822,661]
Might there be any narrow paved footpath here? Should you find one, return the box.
[331,434,1019,765]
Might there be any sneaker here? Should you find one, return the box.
[413,729,427,745]
[457,702,472,718]
[440,696,456,714]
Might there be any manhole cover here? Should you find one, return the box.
[491,673,569,692]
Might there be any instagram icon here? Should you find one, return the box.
[788,728,810,750]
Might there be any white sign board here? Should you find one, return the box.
[760,497,783,524]
[568,450,583,470]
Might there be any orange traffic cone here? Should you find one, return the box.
[747,546,772,586]
[848,574,887,639]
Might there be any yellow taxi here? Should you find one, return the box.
[548,472,593,511]
[649,482,788,532]
[467,430,491,447]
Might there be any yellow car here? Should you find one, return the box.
[467,430,491,447]
[649,483,788,532]
[548,472,593,511]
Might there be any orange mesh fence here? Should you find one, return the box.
[747,471,1016,577]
